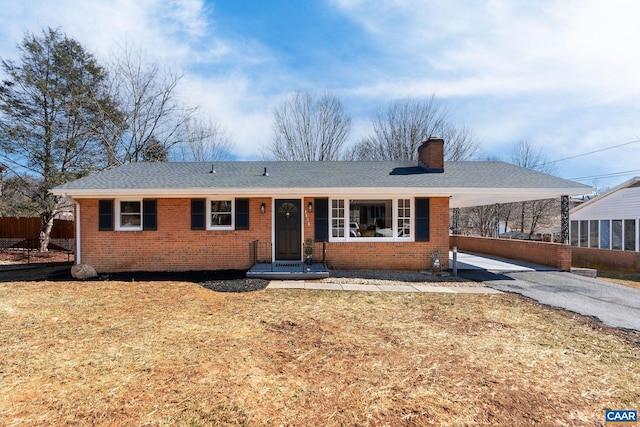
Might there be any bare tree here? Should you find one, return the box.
[441,122,481,161]
[0,28,113,250]
[264,91,352,161]
[0,175,40,217]
[527,198,558,236]
[458,204,499,237]
[96,46,196,166]
[174,118,233,162]
[497,202,517,235]
[348,96,480,161]
[510,140,558,238]
[511,140,556,174]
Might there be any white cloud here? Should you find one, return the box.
[0,0,279,160]
[331,0,640,101]
[327,0,640,187]
[180,74,277,159]
[2,0,639,186]
[0,0,215,65]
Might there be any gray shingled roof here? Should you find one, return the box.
[51,160,592,208]
[53,160,588,190]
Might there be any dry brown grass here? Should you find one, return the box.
[597,270,640,290]
[1,280,638,426]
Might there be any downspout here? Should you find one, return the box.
[75,201,81,264]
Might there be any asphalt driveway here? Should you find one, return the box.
[454,252,640,332]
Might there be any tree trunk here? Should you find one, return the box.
[39,211,55,252]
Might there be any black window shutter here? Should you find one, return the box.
[415,198,430,242]
[191,199,206,230]
[98,200,114,231]
[314,198,329,242]
[143,199,157,231]
[235,198,249,230]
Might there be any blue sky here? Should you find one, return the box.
[2,0,640,191]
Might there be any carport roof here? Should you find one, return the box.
[51,160,592,208]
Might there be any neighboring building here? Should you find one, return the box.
[50,139,591,273]
[570,177,640,251]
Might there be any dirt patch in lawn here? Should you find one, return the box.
[1,280,638,426]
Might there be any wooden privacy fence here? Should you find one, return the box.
[0,217,74,255]
[0,217,74,239]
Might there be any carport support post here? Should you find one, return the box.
[561,195,569,244]
[452,208,460,235]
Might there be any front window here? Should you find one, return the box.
[397,199,411,237]
[332,199,345,238]
[350,199,392,238]
[331,198,412,241]
[209,200,233,229]
[118,200,142,230]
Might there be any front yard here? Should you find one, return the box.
[1,280,638,426]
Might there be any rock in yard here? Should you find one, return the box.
[71,264,97,280]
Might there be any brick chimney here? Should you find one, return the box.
[418,137,444,172]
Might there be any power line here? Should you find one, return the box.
[534,138,640,168]
[570,169,640,181]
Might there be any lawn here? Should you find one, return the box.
[1,280,638,426]
[598,270,640,290]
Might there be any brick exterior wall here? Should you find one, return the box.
[78,196,450,273]
[450,235,572,271]
[79,198,272,272]
[572,247,640,273]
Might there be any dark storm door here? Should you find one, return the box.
[275,199,302,261]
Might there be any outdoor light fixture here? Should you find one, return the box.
[260,202,266,214]
[308,201,313,212]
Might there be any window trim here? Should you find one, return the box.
[329,197,414,242]
[115,199,143,231]
[207,198,234,230]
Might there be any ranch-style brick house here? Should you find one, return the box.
[50,138,591,274]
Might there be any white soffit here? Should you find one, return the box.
[53,186,586,207]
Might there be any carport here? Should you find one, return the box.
[449,251,557,273]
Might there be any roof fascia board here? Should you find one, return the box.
[51,187,452,199]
